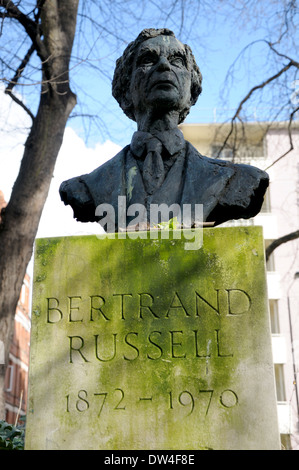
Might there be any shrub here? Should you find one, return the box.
[0,419,25,450]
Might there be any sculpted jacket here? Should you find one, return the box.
[59,139,269,232]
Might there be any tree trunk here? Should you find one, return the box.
[0,0,79,419]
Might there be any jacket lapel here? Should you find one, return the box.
[181,142,235,223]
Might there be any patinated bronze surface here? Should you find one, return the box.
[60,28,269,231]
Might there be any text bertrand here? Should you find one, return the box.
[42,288,252,364]
[46,288,252,324]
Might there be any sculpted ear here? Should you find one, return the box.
[123,89,132,110]
[121,90,136,122]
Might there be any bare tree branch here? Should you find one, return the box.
[4,88,34,120]
[0,0,37,42]
[5,44,35,94]
[215,61,294,159]
[0,0,48,64]
[266,41,299,69]
[264,105,299,171]
[266,229,299,261]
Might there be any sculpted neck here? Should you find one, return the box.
[135,109,180,134]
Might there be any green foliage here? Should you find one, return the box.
[156,217,179,230]
[0,419,25,450]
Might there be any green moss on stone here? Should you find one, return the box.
[26,227,280,450]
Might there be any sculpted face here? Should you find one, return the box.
[129,35,192,118]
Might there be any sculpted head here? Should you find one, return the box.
[112,28,202,124]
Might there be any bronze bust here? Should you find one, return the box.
[60,28,269,231]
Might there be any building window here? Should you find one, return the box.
[0,340,4,365]
[210,143,264,164]
[274,364,286,402]
[269,300,280,334]
[211,144,234,161]
[20,284,26,305]
[260,187,271,213]
[265,240,275,271]
[5,365,14,392]
[280,434,292,450]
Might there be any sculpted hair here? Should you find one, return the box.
[112,28,202,124]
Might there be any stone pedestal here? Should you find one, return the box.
[25,227,280,450]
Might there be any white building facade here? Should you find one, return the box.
[181,121,299,450]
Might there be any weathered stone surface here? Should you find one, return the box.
[26,227,280,450]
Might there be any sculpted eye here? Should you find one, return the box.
[137,53,157,67]
[170,55,186,67]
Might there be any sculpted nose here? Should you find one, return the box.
[156,56,171,71]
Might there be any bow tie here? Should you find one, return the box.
[130,130,185,195]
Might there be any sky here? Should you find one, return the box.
[0,90,120,238]
[0,5,239,237]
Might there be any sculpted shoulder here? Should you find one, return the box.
[184,141,269,225]
[59,146,129,222]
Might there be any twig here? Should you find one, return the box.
[14,389,23,426]
[216,62,293,159]
[264,105,299,171]
[118,221,215,232]
[266,41,299,69]
[5,43,35,94]
[0,0,48,64]
[0,0,37,43]
[5,88,34,121]
[4,42,35,120]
